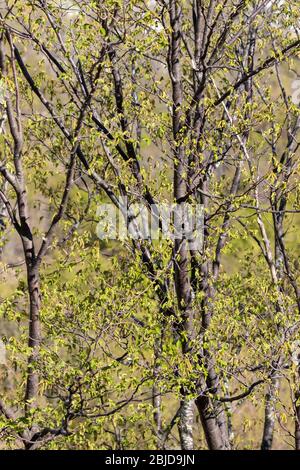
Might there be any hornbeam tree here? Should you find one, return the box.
[0,0,300,450]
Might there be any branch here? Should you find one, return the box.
[218,379,264,403]
[213,39,300,107]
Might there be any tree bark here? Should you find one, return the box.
[261,370,280,450]
[178,399,194,450]
[295,363,300,451]
[168,0,196,450]
[24,264,41,412]
[195,393,227,450]
[153,336,163,449]
[295,391,300,450]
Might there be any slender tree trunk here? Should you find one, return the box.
[153,336,163,449]
[195,267,229,449]
[178,399,194,450]
[195,394,226,450]
[168,0,195,449]
[261,370,280,450]
[295,393,300,450]
[261,210,284,451]
[24,264,41,412]
[295,363,300,450]
[206,353,230,449]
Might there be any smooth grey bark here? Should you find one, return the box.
[195,393,227,450]
[24,265,41,411]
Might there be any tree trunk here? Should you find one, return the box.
[168,0,196,450]
[295,363,300,450]
[195,393,227,450]
[153,336,163,449]
[178,399,194,450]
[24,265,41,412]
[295,394,300,450]
[261,371,280,450]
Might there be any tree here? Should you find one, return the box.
[0,0,300,450]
